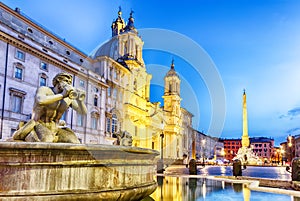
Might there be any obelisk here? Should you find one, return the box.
[242,89,250,147]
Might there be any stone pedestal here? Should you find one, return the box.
[157,159,164,173]
[0,142,159,200]
[292,157,300,181]
[189,159,197,175]
[233,159,242,177]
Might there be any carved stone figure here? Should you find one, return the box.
[113,131,133,146]
[12,73,87,143]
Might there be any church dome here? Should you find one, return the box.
[92,38,117,59]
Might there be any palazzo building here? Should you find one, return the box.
[0,3,194,160]
[221,137,274,162]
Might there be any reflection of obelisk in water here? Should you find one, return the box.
[242,89,250,148]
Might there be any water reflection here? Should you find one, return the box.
[197,166,290,180]
[148,176,295,201]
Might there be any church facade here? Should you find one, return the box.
[0,3,193,159]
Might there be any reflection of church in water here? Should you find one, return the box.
[0,4,193,159]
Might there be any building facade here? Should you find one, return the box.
[281,135,297,164]
[190,130,219,162]
[250,137,274,163]
[222,137,275,162]
[295,135,300,158]
[222,138,242,161]
[0,3,193,160]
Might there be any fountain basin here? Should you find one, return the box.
[0,142,159,200]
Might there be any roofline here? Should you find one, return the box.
[94,56,131,74]
[0,2,88,59]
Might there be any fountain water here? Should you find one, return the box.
[233,146,262,165]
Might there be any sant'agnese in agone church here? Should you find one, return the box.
[0,3,215,161]
[1,3,281,163]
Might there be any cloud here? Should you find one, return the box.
[286,127,300,134]
[288,107,300,117]
[279,107,300,120]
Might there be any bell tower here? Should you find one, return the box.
[111,7,125,37]
[163,59,182,159]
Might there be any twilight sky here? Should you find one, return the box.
[2,0,300,145]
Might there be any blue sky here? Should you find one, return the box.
[2,0,300,145]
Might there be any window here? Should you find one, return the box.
[91,117,97,129]
[12,94,22,113]
[113,70,117,80]
[15,50,25,61]
[27,27,33,33]
[113,88,117,99]
[94,95,98,107]
[107,87,111,97]
[106,118,111,133]
[40,76,46,86]
[124,41,127,55]
[91,112,99,129]
[14,67,23,80]
[112,114,118,133]
[79,80,85,88]
[77,114,84,126]
[40,61,48,70]
[39,73,48,87]
[11,128,17,136]
[9,88,26,114]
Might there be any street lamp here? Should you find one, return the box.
[160,132,164,160]
[280,146,285,166]
[288,135,293,164]
[157,123,164,173]
[202,139,206,165]
[276,149,279,165]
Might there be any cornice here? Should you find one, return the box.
[0,2,88,59]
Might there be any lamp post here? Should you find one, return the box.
[160,132,164,160]
[157,123,164,173]
[280,146,284,166]
[202,139,206,166]
[288,135,293,165]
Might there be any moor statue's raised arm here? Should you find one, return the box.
[12,72,87,143]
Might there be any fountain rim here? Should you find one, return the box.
[0,141,160,155]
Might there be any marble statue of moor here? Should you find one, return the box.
[12,72,87,143]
